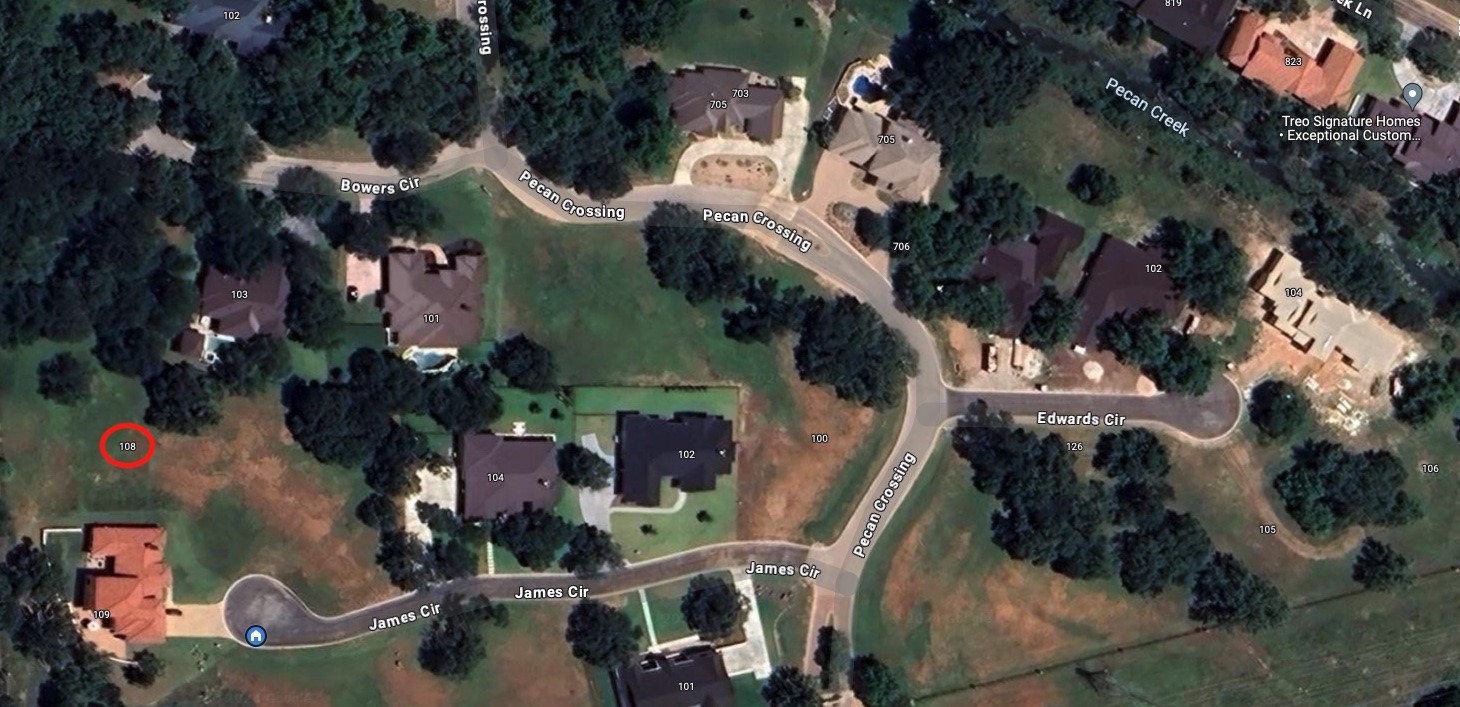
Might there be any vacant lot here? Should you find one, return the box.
[658,0,825,77]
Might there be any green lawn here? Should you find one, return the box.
[612,478,737,560]
[572,386,739,420]
[1353,56,1400,103]
[657,0,824,77]
[755,575,812,667]
[799,408,901,542]
[497,387,575,440]
[731,673,766,707]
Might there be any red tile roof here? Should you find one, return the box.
[81,525,171,645]
[1221,13,1364,109]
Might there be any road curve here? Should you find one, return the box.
[223,542,810,648]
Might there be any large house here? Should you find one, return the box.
[378,242,486,352]
[1253,249,1404,374]
[611,645,736,707]
[670,66,785,143]
[174,264,291,361]
[1362,95,1460,181]
[1072,235,1182,350]
[78,525,172,646]
[1220,11,1362,109]
[174,0,287,55]
[614,412,735,507]
[1119,0,1237,55]
[971,210,1086,337]
[826,106,942,201]
[455,432,561,520]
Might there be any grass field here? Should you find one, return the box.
[1353,56,1400,102]
[798,408,901,542]
[657,0,825,77]
[572,386,739,420]
[497,388,574,440]
[641,571,739,643]
[754,574,812,667]
[612,478,737,560]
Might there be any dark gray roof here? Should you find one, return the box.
[611,645,736,707]
[670,67,784,142]
[456,433,561,520]
[971,210,1085,335]
[1362,95,1460,181]
[1121,0,1237,54]
[614,412,735,507]
[198,264,290,340]
[175,0,287,55]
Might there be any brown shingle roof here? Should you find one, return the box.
[198,264,290,339]
[1073,235,1182,348]
[1123,0,1237,54]
[456,433,560,520]
[670,66,784,142]
[971,210,1085,335]
[1362,95,1460,180]
[380,243,486,350]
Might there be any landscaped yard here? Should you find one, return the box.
[657,0,825,78]
[612,478,737,561]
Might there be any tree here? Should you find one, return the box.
[122,649,165,687]
[1409,27,1460,81]
[1150,219,1247,316]
[1094,429,1174,526]
[1352,537,1413,591]
[680,574,747,640]
[722,276,807,343]
[1248,379,1310,443]
[283,238,346,349]
[373,194,444,239]
[417,596,507,679]
[355,493,399,531]
[1188,553,1289,632]
[321,203,391,259]
[209,335,291,396]
[36,353,92,406]
[884,7,1048,167]
[1335,2,1403,60]
[642,203,751,304]
[491,508,574,570]
[1248,0,1308,21]
[1275,440,1423,536]
[1416,683,1460,707]
[489,334,557,392]
[557,444,614,490]
[1047,0,1113,32]
[376,526,432,590]
[1067,164,1122,205]
[814,625,851,690]
[1114,510,1213,597]
[1391,357,1460,426]
[564,600,642,667]
[1292,204,1401,313]
[426,364,503,433]
[282,377,391,467]
[1020,286,1080,351]
[559,524,624,577]
[274,166,341,219]
[847,655,912,707]
[1098,308,1216,396]
[363,421,429,497]
[762,665,820,707]
[794,295,918,410]
[143,363,221,434]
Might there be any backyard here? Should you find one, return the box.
[657,0,825,78]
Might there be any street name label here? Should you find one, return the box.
[744,561,822,578]
[340,177,421,196]
[518,170,626,221]
[1104,78,1191,138]
[703,209,813,253]
[852,452,918,558]
[367,602,441,631]
[515,585,590,599]
[1036,412,1128,426]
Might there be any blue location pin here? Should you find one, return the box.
[245,625,267,647]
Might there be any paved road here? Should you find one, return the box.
[214,129,1242,652]
[224,542,811,647]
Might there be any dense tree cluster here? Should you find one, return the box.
[1095,429,1175,526]
[1273,440,1422,537]
[244,0,485,171]
[491,508,574,571]
[794,296,918,410]
[1292,205,1408,320]
[425,364,502,433]
[1248,379,1310,443]
[1247,0,1308,20]
[1098,308,1216,396]
[1067,164,1122,205]
[416,595,509,679]
[885,3,1048,167]
[1352,537,1413,592]
[35,353,93,406]
[762,665,821,707]
[1391,357,1460,426]
[209,335,291,396]
[1114,510,1213,597]
[564,599,642,668]
[1334,3,1402,60]
[814,625,851,690]
[143,363,222,434]
[722,276,809,344]
[1409,27,1460,81]
[282,237,348,349]
[680,574,748,640]
[557,444,614,490]
[1150,219,1247,316]
[559,524,624,578]
[1021,286,1082,352]
[489,334,558,392]
[122,649,166,687]
[495,0,686,197]
[642,203,751,305]
[1391,172,1460,253]
[848,655,913,707]
[1188,552,1289,632]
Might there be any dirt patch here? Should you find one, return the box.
[1046,349,1144,393]
[376,638,453,707]
[736,354,877,540]
[482,607,594,705]
[221,668,332,707]
[151,396,390,607]
[691,154,778,192]
[1220,441,1363,561]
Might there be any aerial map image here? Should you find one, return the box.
[13,0,1460,704]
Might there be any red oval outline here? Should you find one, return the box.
[99,423,156,469]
